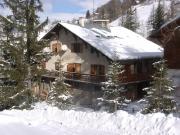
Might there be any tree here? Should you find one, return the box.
[101,60,128,112]
[143,60,177,114]
[167,0,175,21]
[85,10,91,19]
[0,0,48,109]
[99,8,106,19]
[48,58,72,109]
[148,0,166,33]
[122,7,139,32]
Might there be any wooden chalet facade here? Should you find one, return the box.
[148,16,180,101]
[40,22,163,100]
[149,16,180,69]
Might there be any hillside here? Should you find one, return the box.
[95,0,179,37]
[96,0,138,21]
[110,0,172,37]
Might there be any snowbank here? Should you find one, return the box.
[0,102,179,135]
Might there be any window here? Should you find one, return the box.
[67,63,81,73]
[41,61,46,69]
[142,61,149,73]
[91,47,95,53]
[52,43,61,54]
[134,62,143,74]
[124,65,131,75]
[91,65,105,75]
[55,62,59,71]
[39,61,46,69]
[71,43,83,53]
[130,65,135,74]
[67,63,81,79]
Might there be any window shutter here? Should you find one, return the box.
[57,43,61,53]
[80,44,83,53]
[67,64,74,72]
[75,64,81,73]
[99,65,105,75]
[71,43,74,52]
[52,44,56,53]
[91,65,96,75]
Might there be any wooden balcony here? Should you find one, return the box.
[63,72,106,84]
[63,72,151,84]
[43,71,152,84]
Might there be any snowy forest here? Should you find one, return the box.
[0,0,179,135]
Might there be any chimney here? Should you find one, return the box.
[79,17,85,27]
[92,19,110,28]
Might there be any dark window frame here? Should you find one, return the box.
[71,43,83,53]
[91,64,105,75]
[55,62,59,71]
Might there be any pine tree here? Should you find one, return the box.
[105,0,121,21]
[148,0,166,33]
[48,58,72,109]
[167,0,175,21]
[101,60,127,112]
[122,7,139,32]
[0,0,48,109]
[143,60,177,114]
[100,8,106,19]
[85,10,91,19]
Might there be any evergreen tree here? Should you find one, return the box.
[100,8,106,19]
[101,60,127,112]
[167,0,175,21]
[148,0,166,33]
[104,0,121,21]
[85,10,91,19]
[143,60,177,114]
[0,0,48,109]
[122,7,139,32]
[48,58,72,109]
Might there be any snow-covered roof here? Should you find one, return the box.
[40,22,163,61]
[161,15,180,29]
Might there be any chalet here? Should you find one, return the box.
[40,20,163,100]
[148,16,180,69]
[148,15,180,102]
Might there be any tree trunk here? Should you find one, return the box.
[27,65,31,103]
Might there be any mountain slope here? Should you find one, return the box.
[110,0,172,37]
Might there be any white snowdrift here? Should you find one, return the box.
[0,103,179,135]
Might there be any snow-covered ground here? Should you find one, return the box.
[0,102,179,135]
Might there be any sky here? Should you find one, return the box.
[0,0,110,22]
[41,0,110,22]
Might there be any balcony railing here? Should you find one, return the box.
[63,72,106,83]
[43,71,151,84]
